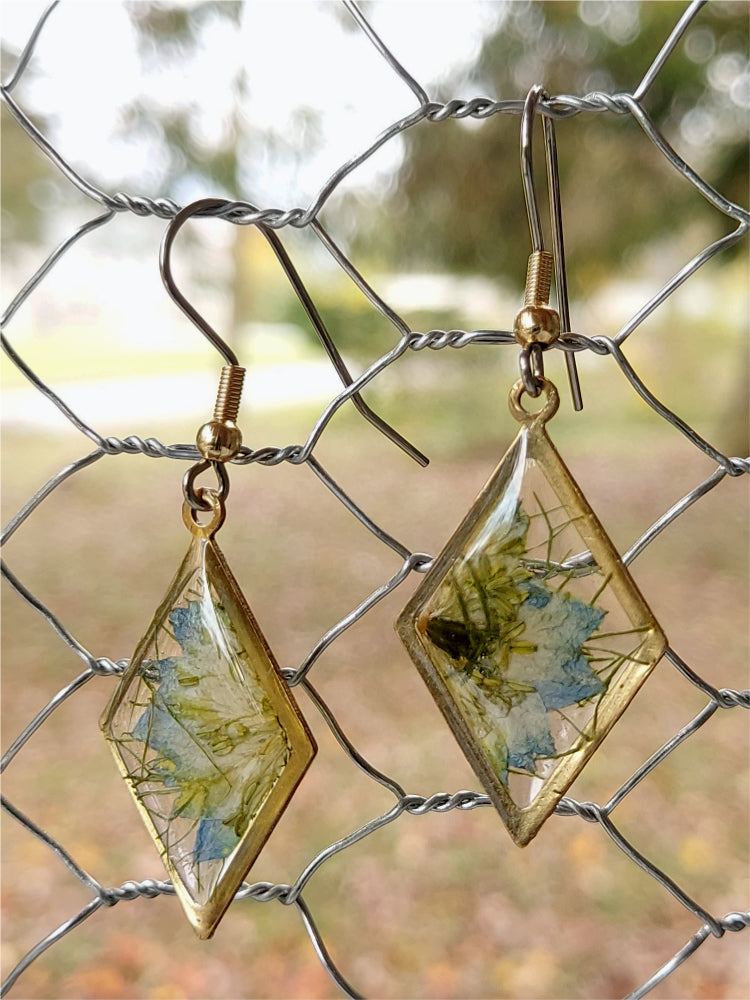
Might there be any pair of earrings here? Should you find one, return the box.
[101,93,666,937]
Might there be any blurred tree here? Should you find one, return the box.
[2,2,746,358]
[354,0,749,289]
[1,46,57,251]
[124,2,252,347]
[125,2,244,196]
[123,2,327,348]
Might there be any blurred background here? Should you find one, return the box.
[1,2,748,998]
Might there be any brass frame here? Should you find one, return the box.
[102,524,316,938]
[396,383,666,846]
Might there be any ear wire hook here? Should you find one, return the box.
[161,200,246,512]
[160,198,428,466]
[161,198,241,366]
[517,86,583,411]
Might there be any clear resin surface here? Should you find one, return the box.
[397,412,666,844]
[102,534,315,936]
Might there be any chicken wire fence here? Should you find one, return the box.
[1,0,748,997]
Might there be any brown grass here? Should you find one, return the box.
[1,379,748,1000]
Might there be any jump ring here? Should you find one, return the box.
[182,489,226,539]
[183,459,230,511]
[509,377,560,425]
[519,344,544,397]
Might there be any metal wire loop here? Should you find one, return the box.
[519,343,545,396]
[183,459,230,512]
[520,86,548,254]
[160,198,241,367]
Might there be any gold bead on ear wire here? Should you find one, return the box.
[196,364,246,462]
[513,250,560,348]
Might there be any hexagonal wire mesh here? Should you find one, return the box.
[1,1,748,998]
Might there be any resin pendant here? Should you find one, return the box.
[397,381,666,845]
[101,499,316,937]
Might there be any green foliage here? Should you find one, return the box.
[124,2,246,197]
[0,49,60,249]
[353,1,749,287]
[128,1,243,53]
[264,266,469,360]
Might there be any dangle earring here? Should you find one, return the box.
[101,201,316,938]
[396,88,666,846]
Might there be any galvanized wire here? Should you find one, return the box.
[1,2,748,999]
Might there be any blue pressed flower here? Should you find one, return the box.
[194,817,240,863]
[124,599,290,869]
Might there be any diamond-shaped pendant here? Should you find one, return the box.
[397,382,666,845]
[101,511,316,937]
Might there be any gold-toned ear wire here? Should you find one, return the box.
[514,85,583,411]
[514,247,560,397]
[197,364,246,463]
